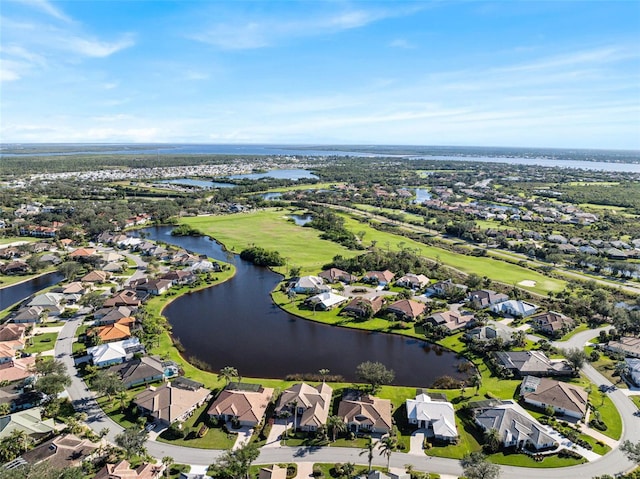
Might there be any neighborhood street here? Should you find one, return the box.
[54,309,639,477]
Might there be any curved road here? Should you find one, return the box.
[56,314,637,476]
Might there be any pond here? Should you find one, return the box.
[228,169,318,181]
[0,272,65,311]
[142,226,471,387]
[288,213,314,226]
[413,188,432,204]
[158,178,235,189]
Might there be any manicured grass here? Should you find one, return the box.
[594,394,623,440]
[260,182,342,193]
[337,213,565,295]
[156,404,236,450]
[72,341,86,354]
[312,464,387,479]
[425,416,482,459]
[179,210,358,275]
[631,395,640,410]
[0,267,57,288]
[559,323,590,341]
[487,450,586,467]
[0,236,38,245]
[95,387,146,430]
[352,203,426,225]
[40,321,65,327]
[25,332,58,354]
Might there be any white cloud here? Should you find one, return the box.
[60,34,135,57]
[16,0,73,23]
[389,39,415,49]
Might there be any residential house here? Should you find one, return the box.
[465,325,513,343]
[27,292,64,313]
[426,279,468,298]
[258,465,287,479]
[304,292,349,311]
[291,276,330,294]
[94,306,134,325]
[531,311,575,337]
[337,391,392,434]
[131,278,173,296]
[134,378,211,426]
[490,300,538,318]
[187,259,221,273]
[275,382,333,432]
[95,317,135,343]
[12,306,49,323]
[39,253,62,265]
[0,323,26,342]
[208,383,274,427]
[365,471,410,479]
[405,393,458,442]
[341,296,385,319]
[93,460,163,479]
[318,268,357,284]
[11,434,98,470]
[81,270,111,283]
[384,299,426,321]
[362,270,395,286]
[467,290,509,308]
[519,376,588,419]
[0,340,24,364]
[625,358,640,387]
[606,336,640,358]
[493,351,573,377]
[474,400,556,451]
[87,337,145,368]
[0,409,55,441]
[159,270,197,286]
[107,356,178,389]
[103,289,142,308]
[0,357,36,383]
[0,384,43,413]
[0,261,29,275]
[395,273,429,290]
[426,310,475,332]
[62,281,88,296]
[68,248,97,260]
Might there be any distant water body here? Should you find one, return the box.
[2,144,638,172]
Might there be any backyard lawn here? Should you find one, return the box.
[25,332,58,354]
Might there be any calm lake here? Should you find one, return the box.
[142,226,470,387]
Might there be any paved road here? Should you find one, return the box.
[55,314,638,476]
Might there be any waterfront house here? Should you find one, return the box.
[493,351,573,377]
[405,393,457,442]
[81,270,111,283]
[208,383,274,427]
[341,296,385,319]
[12,306,49,323]
[304,292,349,311]
[426,309,475,332]
[318,268,357,284]
[159,269,197,286]
[131,278,173,296]
[108,356,178,389]
[133,378,211,426]
[384,299,426,321]
[291,276,330,294]
[87,337,144,368]
[464,325,513,343]
[103,289,142,308]
[94,306,134,325]
[275,382,333,432]
[337,391,392,434]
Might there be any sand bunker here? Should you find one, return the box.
[518,280,537,287]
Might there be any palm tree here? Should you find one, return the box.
[342,462,355,479]
[319,368,330,382]
[116,390,129,412]
[469,374,482,395]
[359,437,376,473]
[290,399,299,433]
[218,366,239,385]
[484,428,501,453]
[327,415,346,442]
[378,435,397,471]
[615,361,629,383]
[162,456,174,478]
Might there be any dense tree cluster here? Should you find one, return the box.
[240,246,285,267]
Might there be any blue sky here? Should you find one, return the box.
[1,0,639,148]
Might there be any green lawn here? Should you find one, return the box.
[95,387,146,430]
[559,323,590,341]
[0,236,38,245]
[487,450,586,467]
[179,210,358,275]
[25,332,58,354]
[156,404,236,450]
[0,267,57,288]
[631,396,640,410]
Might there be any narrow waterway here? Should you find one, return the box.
[143,226,470,387]
[0,271,64,310]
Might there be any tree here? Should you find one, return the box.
[461,452,501,479]
[469,374,482,394]
[162,456,174,478]
[57,261,82,280]
[0,403,10,416]
[92,370,124,400]
[484,428,501,453]
[114,426,148,459]
[218,366,239,385]
[35,371,71,399]
[356,361,395,393]
[378,435,398,471]
[319,368,330,382]
[327,414,346,442]
[564,348,587,371]
[209,442,260,479]
[359,437,376,473]
[621,440,640,464]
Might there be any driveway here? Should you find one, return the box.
[409,429,426,455]
[264,418,290,448]
[232,426,254,451]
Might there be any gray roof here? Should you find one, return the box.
[494,351,573,376]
